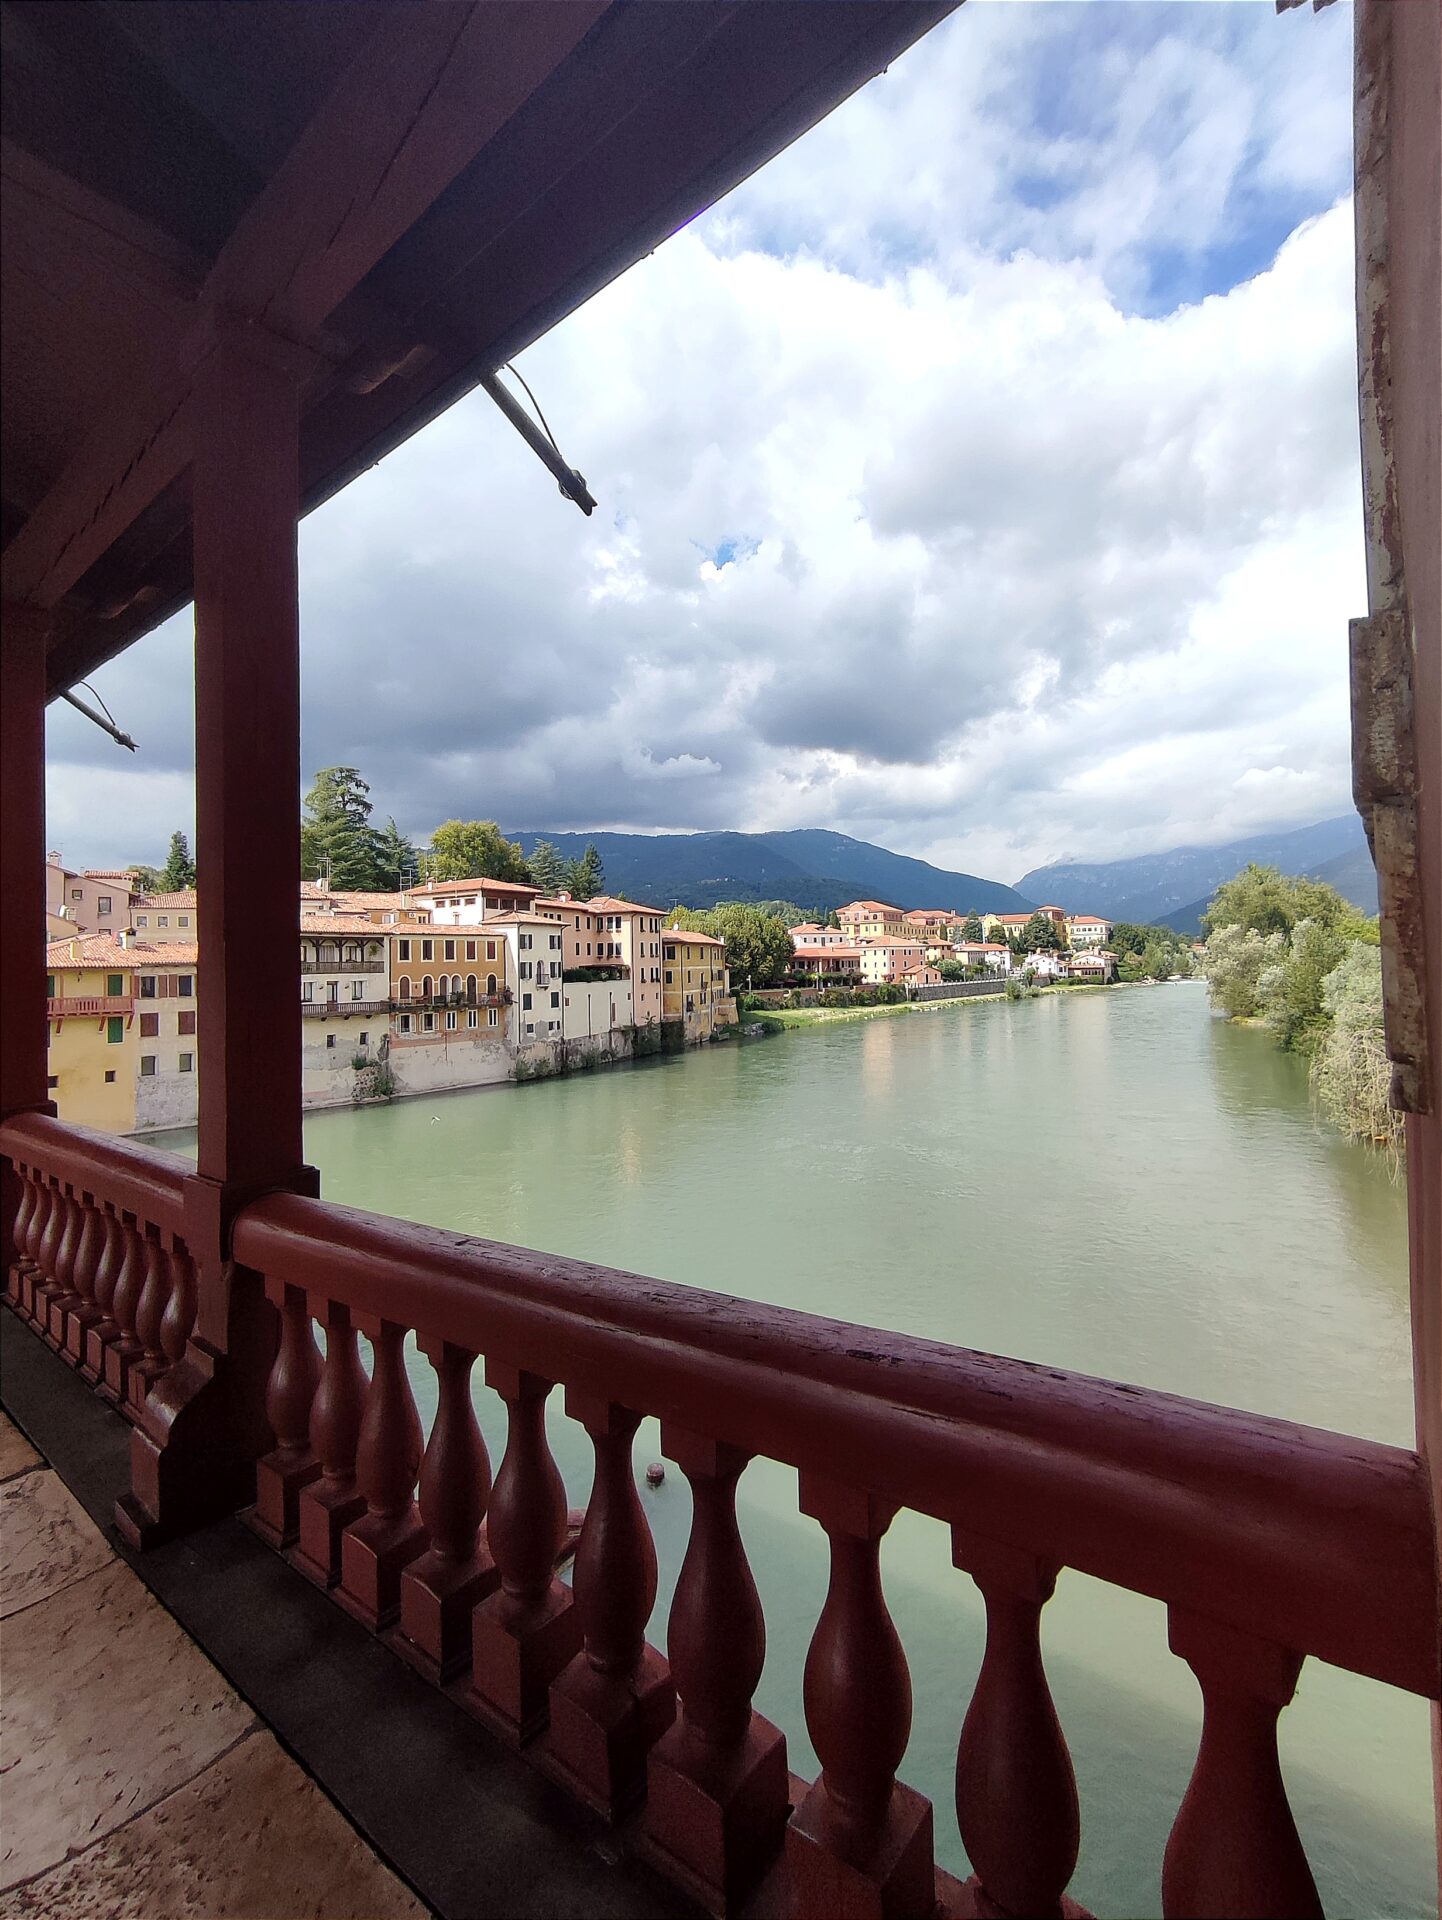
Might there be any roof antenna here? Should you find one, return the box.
[61,682,136,752]
[481,364,596,516]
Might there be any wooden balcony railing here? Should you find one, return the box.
[301,959,386,975]
[300,1000,392,1020]
[46,995,134,1019]
[2,1112,1437,1920]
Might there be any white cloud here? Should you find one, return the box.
[45,1,1362,890]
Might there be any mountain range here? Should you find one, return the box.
[506,828,1032,917]
[1016,814,1376,933]
[506,813,1377,932]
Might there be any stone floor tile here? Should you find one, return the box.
[6,1729,430,1919]
[0,1465,112,1619]
[0,1411,42,1483]
[1,1557,256,1887]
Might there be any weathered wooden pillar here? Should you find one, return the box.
[0,605,53,1288]
[119,324,317,1546]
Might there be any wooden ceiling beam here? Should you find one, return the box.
[6,0,608,618]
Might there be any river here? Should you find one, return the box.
[152,982,1430,1917]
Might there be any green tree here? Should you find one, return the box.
[668,902,795,988]
[960,911,984,941]
[1310,943,1396,1156]
[423,820,532,884]
[937,958,967,981]
[1019,911,1062,953]
[566,842,604,901]
[302,768,382,889]
[528,839,567,894]
[1255,917,1349,1051]
[1203,864,1353,940]
[374,817,417,891]
[1201,924,1284,1019]
[159,830,197,891]
[129,864,165,893]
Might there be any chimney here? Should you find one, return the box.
[118,928,133,949]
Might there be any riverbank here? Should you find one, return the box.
[750,979,1123,1030]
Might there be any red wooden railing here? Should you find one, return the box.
[46,994,134,1019]
[2,1111,1437,1919]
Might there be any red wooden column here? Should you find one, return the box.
[0,605,53,1286]
[119,324,317,1547]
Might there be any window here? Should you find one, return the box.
[106,973,123,996]
[519,961,532,980]
[360,1033,369,1046]
[351,982,364,1000]
[467,1009,478,1028]
[444,940,456,961]
[520,933,532,950]
[398,979,410,1002]
[302,982,313,1002]
[422,1012,435,1032]
[326,1034,337,1049]
[421,940,434,961]
[179,915,190,928]
[422,975,433,999]
[487,1008,498,1028]
[98,896,112,915]
[140,1056,156,1077]
[522,993,532,1010]
[106,1016,124,1044]
[526,1022,534,1036]
[104,1069,116,1084]
[486,973,497,996]
[179,1052,194,1072]
[140,975,156,999]
[178,1011,196,1035]
[48,1074,59,1089]
[550,991,560,1009]
[327,981,339,1003]
[399,939,411,961]
[446,1011,457,1031]
[399,1014,412,1034]
[466,940,476,962]
[70,888,82,901]
[158,915,168,927]
[140,1013,159,1038]
[665,970,673,985]
[486,941,497,962]
[46,973,55,997]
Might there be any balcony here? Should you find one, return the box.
[4,1111,1434,1920]
[300,1000,392,1020]
[46,995,134,1019]
[301,960,386,975]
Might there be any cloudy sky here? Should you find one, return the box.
[45,0,1362,888]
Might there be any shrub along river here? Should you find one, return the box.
[155,980,1429,1916]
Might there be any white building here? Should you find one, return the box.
[1067,913,1114,949]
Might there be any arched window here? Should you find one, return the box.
[399,978,411,1002]
[421,974,433,999]
[466,975,477,1004]
[486,973,497,998]
[452,974,463,997]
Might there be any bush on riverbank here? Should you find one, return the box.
[1200,866,1395,1156]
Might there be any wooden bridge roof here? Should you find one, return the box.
[0,0,953,695]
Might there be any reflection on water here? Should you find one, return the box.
[147,984,1429,1917]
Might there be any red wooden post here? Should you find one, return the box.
[398,1338,497,1682]
[547,1393,675,1818]
[295,1299,370,1587]
[787,1477,934,1920]
[952,1532,1080,1920]
[120,324,317,1547]
[1162,1610,1321,1920]
[469,1363,580,1744]
[644,1427,789,1915]
[63,1192,105,1364]
[251,1281,323,1549]
[81,1206,124,1383]
[338,1317,426,1629]
[0,603,51,1143]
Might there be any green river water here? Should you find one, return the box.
[157,981,1430,1916]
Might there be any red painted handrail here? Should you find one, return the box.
[229,1189,1439,1701]
[2,1112,187,1232]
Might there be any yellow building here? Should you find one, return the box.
[662,929,730,1041]
[45,936,139,1132]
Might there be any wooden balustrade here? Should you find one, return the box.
[3,1120,1439,1920]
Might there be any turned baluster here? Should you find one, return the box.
[644,1430,788,1908]
[296,1300,371,1586]
[7,1163,38,1304]
[548,1395,673,1816]
[127,1228,171,1408]
[952,1533,1079,1920]
[251,1283,324,1548]
[63,1195,106,1363]
[46,1182,86,1343]
[102,1213,146,1401]
[33,1176,65,1324]
[338,1318,425,1628]
[788,1478,934,1918]
[398,1340,496,1680]
[83,1206,125,1381]
[1162,1610,1321,1920]
[159,1242,197,1366]
[21,1172,53,1318]
[470,1364,579,1743]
